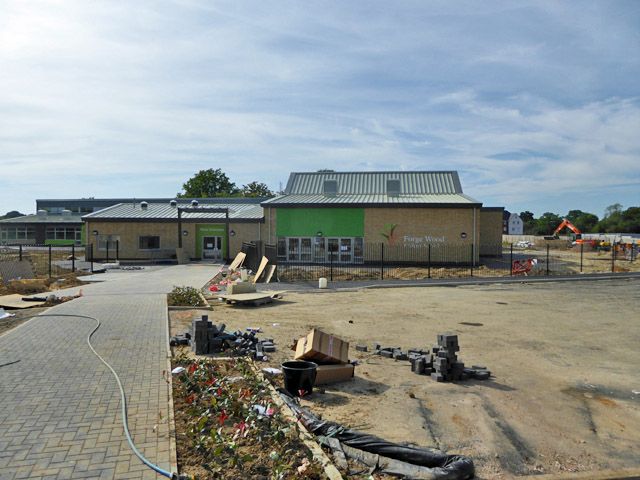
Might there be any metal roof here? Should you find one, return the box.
[263,193,480,206]
[82,202,264,221]
[0,214,83,224]
[37,197,266,209]
[284,171,463,195]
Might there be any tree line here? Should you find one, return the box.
[177,168,275,198]
[519,204,640,235]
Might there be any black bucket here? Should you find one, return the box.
[281,360,318,397]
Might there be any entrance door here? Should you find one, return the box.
[202,236,223,260]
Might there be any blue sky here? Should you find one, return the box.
[1,1,639,218]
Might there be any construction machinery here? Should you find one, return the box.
[544,218,597,247]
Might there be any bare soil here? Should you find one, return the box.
[0,307,47,336]
[177,278,640,479]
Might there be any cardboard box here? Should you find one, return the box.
[294,329,349,364]
[315,363,355,385]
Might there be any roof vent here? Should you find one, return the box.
[323,180,338,197]
[169,199,177,208]
[140,201,148,210]
[61,209,72,216]
[37,209,47,217]
[191,200,199,207]
[387,179,401,197]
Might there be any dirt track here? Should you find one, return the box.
[173,278,640,478]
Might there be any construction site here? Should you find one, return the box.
[2,237,638,480]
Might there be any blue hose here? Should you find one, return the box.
[38,313,179,478]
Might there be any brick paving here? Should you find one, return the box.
[0,264,218,480]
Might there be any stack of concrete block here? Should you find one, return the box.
[431,333,465,382]
[191,315,275,359]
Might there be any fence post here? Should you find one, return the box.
[580,243,583,273]
[116,240,119,262]
[19,244,22,261]
[546,244,550,276]
[380,243,384,280]
[329,249,333,282]
[470,244,474,277]
[428,244,431,279]
[510,243,513,276]
[611,243,615,273]
[106,241,110,264]
[72,244,75,273]
[48,244,52,278]
[90,244,94,273]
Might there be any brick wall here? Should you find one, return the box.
[479,210,504,256]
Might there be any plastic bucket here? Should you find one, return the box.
[281,360,318,397]
[318,277,328,289]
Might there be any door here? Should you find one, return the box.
[202,236,223,260]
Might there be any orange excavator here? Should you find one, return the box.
[544,218,597,247]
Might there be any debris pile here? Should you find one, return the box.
[185,315,276,360]
[374,333,490,382]
[293,329,355,385]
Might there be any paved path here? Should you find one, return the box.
[0,265,218,480]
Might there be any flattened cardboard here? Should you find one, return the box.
[295,329,349,364]
[315,363,355,385]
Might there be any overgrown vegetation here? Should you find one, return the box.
[172,355,323,479]
[168,286,205,306]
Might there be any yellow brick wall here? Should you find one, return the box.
[85,220,264,260]
[363,207,480,262]
[479,210,504,256]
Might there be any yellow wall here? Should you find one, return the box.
[479,210,504,256]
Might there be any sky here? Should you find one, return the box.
[1,1,639,218]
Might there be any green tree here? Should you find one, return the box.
[241,181,274,198]
[519,211,536,234]
[177,169,239,198]
[0,210,24,220]
[566,210,599,233]
[536,212,562,235]
[604,203,622,218]
[620,207,640,233]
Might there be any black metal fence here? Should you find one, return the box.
[274,242,639,282]
[0,243,110,279]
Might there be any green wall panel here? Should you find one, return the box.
[196,224,226,258]
[44,239,77,246]
[276,208,364,237]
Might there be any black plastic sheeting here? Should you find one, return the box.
[279,390,475,479]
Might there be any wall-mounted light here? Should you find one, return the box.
[316,231,323,237]
[229,230,236,237]
[460,232,467,239]
[182,230,189,236]
[92,230,99,236]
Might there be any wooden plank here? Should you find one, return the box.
[264,264,276,284]
[217,291,284,302]
[228,252,246,271]
[252,256,269,284]
[0,294,46,309]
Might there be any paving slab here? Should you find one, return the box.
[0,264,218,479]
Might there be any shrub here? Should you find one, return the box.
[168,286,204,307]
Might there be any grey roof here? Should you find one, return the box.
[263,193,480,206]
[263,171,480,206]
[284,171,463,195]
[82,202,263,221]
[0,214,83,224]
[37,197,266,210]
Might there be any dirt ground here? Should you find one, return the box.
[172,278,640,479]
[0,307,47,336]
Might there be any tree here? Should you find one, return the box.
[177,169,239,198]
[241,182,274,198]
[604,203,622,218]
[566,210,599,233]
[535,212,562,235]
[519,211,536,234]
[0,210,24,220]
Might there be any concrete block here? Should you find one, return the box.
[380,350,393,358]
[431,372,444,382]
[356,344,368,352]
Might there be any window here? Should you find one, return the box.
[97,235,120,251]
[276,237,364,264]
[323,180,338,196]
[45,227,82,243]
[0,226,35,242]
[386,179,401,197]
[139,236,160,250]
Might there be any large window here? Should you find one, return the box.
[277,237,364,263]
[0,226,35,242]
[139,235,160,250]
[45,227,82,243]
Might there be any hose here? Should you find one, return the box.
[37,313,185,479]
